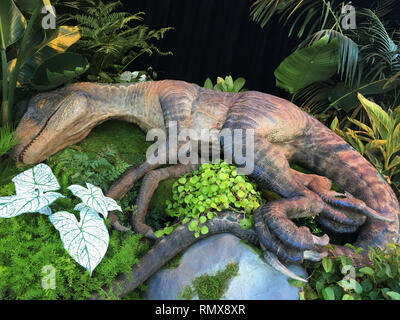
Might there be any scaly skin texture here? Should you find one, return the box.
[11,80,400,292]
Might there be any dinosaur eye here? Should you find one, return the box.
[39,100,46,109]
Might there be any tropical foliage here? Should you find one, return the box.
[61,0,172,81]
[292,243,400,300]
[0,164,123,275]
[331,93,400,191]
[252,1,400,122]
[0,0,87,126]
[203,76,247,93]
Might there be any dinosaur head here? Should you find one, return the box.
[11,87,95,165]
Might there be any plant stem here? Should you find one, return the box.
[7,5,41,124]
[119,51,145,74]
[0,17,9,127]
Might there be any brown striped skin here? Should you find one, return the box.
[11,79,400,265]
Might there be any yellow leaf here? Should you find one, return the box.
[357,93,392,139]
[46,26,80,53]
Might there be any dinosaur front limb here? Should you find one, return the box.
[104,162,161,232]
[133,163,200,238]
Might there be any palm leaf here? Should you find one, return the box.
[299,30,360,87]
[274,35,339,94]
[250,0,341,39]
[330,78,400,113]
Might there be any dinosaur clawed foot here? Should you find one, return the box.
[254,203,330,266]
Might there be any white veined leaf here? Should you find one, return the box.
[49,208,109,275]
[104,197,122,213]
[0,191,63,218]
[68,183,121,218]
[12,163,60,195]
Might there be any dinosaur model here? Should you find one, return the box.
[10,80,399,297]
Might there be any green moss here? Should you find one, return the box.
[178,262,239,300]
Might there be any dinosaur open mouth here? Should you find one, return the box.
[18,107,61,163]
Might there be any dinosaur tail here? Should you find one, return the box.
[295,118,399,252]
[90,212,259,300]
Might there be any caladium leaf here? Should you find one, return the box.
[0,191,63,218]
[49,207,109,275]
[68,183,121,219]
[12,163,60,194]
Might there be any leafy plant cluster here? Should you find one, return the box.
[155,161,262,238]
[0,0,88,127]
[331,93,400,193]
[0,209,148,299]
[251,1,400,123]
[47,144,131,192]
[292,243,400,300]
[0,164,125,275]
[203,76,246,93]
[61,0,172,81]
[0,126,17,158]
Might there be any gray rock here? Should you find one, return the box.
[145,233,306,300]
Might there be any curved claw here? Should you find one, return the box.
[263,251,307,283]
[303,250,328,262]
[321,195,393,223]
[312,234,330,246]
[358,206,393,222]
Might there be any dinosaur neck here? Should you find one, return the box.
[68,81,166,132]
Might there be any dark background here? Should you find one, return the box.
[123,0,400,96]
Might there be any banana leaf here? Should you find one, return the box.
[274,35,340,94]
[31,52,89,90]
[14,0,54,14]
[0,0,26,48]
[9,26,81,85]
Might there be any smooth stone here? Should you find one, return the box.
[145,233,307,300]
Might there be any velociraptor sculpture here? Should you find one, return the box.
[11,80,399,297]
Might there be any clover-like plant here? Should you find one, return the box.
[155,161,262,238]
[0,164,121,275]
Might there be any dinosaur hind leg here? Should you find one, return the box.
[234,136,330,263]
